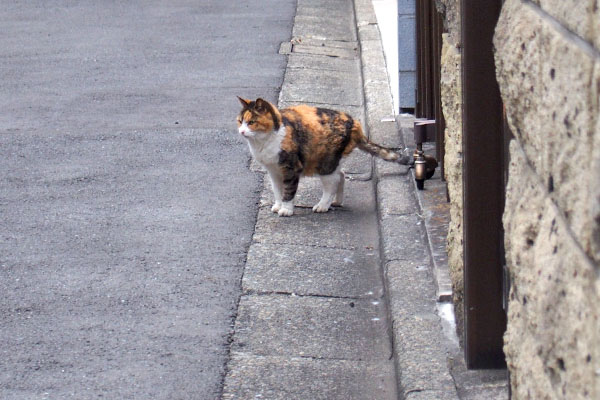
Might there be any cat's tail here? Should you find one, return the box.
[357,139,414,166]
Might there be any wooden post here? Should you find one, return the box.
[461,0,507,369]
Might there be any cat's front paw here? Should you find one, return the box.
[277,202,294,217]
[271,202,282,213]
[278,208,294,217]
[312,203,331,213]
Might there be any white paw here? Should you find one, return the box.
[312,203,330,213]
[271,202,282,213]
[331,201,343,207]
[278,207,294,217]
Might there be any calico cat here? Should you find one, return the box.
[236,97,413,217]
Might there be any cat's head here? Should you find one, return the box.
[236,97,281,139]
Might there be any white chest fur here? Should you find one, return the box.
[245,126,285,167]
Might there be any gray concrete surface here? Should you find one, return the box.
[0,1,296,399]
[223,354,396,400]
[221,0,398,398]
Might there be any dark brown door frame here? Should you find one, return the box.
[461,0,507,369]
[415,0,445,177]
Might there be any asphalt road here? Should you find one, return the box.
[0,1,295,398]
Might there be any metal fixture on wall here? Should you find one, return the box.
[413,119,439,190]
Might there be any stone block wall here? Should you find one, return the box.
[436,0,598,395]
[437,0,464,343]
[494,0,600,398]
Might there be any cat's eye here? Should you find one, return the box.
[248,120,256,125]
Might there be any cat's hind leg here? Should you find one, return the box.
[332,170,345,207]
[314,168,342,213]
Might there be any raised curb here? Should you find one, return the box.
[353,0,460,398]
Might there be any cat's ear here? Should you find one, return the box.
[254,98,269,113]
[237,96,251,108]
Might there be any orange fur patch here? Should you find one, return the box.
[280,126,296,153]
[279,106,365,175]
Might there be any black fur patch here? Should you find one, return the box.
[278,150,302,201]
[316,107,340,121]
[263,102,280,131]
[283,112,309,165]
[316,115,353,175]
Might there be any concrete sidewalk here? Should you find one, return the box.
[222,0,508,399]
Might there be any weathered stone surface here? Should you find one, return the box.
[380,214,429,262]
[439,27,464,337]
[448,352,509,400]
[360,33,396,132]
[254,179,379,250]
[231,294,392,361]
[404,390,458,400]
[291,44,357,59]
[294,37,358,50]
[222,354,397,400]
[592,109,600,262]
[353,0,377,26]
[357,23,382,42]
[495,0,600,264]
[253,204,363,248]
[368,118,404,149]
[280,67,363,106]
[360,38,390,84]
[293,14,357,42]
[385,260,457,398]
[385,259,437,315]
[377,175,418,216]
[298,0,354,15]
[437,0,461,45]
[413,172,452,301]
[530,0,600,49]
[295,5,350,20]
[286,52,359,72]
[458,386,509,400]
[495,2,600,398]
[438,0,464,342]
[363,79,394,120]
[503,141,600,400]
[242,242,383,298]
